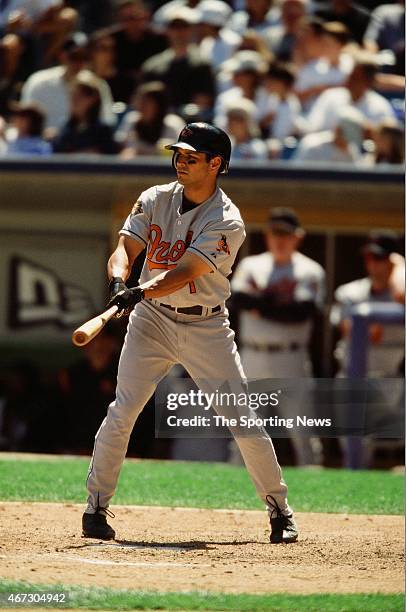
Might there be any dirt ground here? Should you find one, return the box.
[0,502,403,595]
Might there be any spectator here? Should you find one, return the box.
[238,28,274,65]
[52,72,119,154]
[0,33,25,114]
[228,0,279,38]
[260,61,301,140]
[225,98,268,160]
[197,0,241,70]
[230,207,325,466]
[21,31,115,132]
[4,101,52,154]
[295,20,353,112]
[152,0,200,29]
[371,119,405,165]
[266,0,308,62]
[363,1,405,76]
[88,27,125,102]
[294,106,365,163]
[141,6,216,115]
[214,50,269,128]
[111,0,168,104]
[0,1,78,68]
[69,0,114,34]
[315,0,370,45]
[0,114,8,153]
[305,53,395,133]
[117,81,184,157]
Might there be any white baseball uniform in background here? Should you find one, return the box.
[86,181,293,516]
[331,277,404,468]
[331,278,404,377]
[231,250,326,466]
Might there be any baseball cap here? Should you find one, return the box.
[165,122,232,173]
[362,231,399,258]
[166,6,198,25]
[198,0,232,27]
[267,208,304,235]
[223,50,269,76]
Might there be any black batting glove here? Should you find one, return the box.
[107,281,144,317]
[109,277,127,301]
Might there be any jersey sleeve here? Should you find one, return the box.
[187,219,245,273]
[119,186,156,247]
[230,257,257,293]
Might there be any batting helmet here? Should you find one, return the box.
[165,122,232,173]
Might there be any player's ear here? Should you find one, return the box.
[209,156,222,173]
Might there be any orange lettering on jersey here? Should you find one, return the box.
[146,225,196,294]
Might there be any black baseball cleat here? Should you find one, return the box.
[82,509,115,540]
[266,495,298,544]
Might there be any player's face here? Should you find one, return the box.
[364,253,392,284]
[174,149,219,185]
[266,230,299,262]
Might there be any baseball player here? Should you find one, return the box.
[331,231,405,468]
[82,122,298,544]
[230,209,326,466]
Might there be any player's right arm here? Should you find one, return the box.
[107,235,145,282]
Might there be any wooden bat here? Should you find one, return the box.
[72,305,118,347]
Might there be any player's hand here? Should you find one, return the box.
[107,278,144,317]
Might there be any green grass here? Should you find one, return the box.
[0,582,403,611]
[0,456,403,514]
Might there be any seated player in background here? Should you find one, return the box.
[231,208,325,466]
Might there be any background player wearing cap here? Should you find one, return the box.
[82,122,298,544]
[331,231,405,468]
[231,208,325,466]
[332,231,404,379]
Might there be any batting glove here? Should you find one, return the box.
[107,277,144,317]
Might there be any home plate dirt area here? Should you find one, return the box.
[0,502,403,595]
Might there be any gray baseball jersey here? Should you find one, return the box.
[120,181,245,307]
[85,179,293,520]
[231,251,325,346]
[331,277,404,376]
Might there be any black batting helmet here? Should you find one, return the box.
[165,122,232,173]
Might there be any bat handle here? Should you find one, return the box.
[72,305,119,347]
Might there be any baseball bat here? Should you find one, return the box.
[72,305,118,347]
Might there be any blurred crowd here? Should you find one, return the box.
[0,0,404,164]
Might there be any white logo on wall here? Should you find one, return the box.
[8,256,95,329]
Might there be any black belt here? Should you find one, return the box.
[159,303,221,316]
[245,341,304,352]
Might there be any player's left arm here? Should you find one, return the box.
[141,252,212,299]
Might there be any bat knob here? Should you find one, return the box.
[72,331,88,347]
